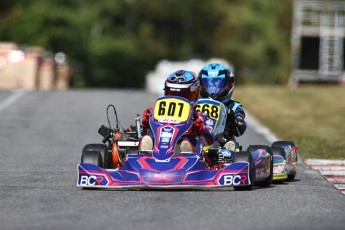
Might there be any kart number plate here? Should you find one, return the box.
[153,98,191,123]
[195,103,221,121]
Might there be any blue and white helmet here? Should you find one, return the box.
[164,70,200,107]
[198,63,235,104]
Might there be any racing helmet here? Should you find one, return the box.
[164,70,200,107]
[198,63,235,104]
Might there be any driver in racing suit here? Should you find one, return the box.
[140,70,214,153]
[198,63,247,151]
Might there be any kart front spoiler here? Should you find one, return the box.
[77,162,251,190]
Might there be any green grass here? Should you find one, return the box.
[234,85,345,160]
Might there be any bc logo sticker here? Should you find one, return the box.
[79,175,108,186]
[217,174,242,185]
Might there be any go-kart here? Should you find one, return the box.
[195,99,274,187]
[272,155,288,183]
[77,96,254,190]
[196,98,298,183]
[271,141,298,181]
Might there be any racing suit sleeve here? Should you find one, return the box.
[226,102,247,138]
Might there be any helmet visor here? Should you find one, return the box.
[165,88,198,102]
[200,77,232,99]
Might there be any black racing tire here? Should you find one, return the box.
[233,151,254,191]
[287,172,296,181]
[82,143,112,168]
[273,179,285,184]
[271,141,297,181]
[247,145,273,188]
[81,151,102,167]
[271,140,295,149]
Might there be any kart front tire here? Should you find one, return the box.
[82,143,112,168]
[233,151,254,191]
[81,151,102,167]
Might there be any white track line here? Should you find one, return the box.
[0,89,28,114]
[305,159,345,166]
[327,178,345,184]
[335,184,345,189]
[245,112,279,143]
[310,166,345,171]
[319,171,345,176]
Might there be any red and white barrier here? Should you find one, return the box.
[305,159,345,195]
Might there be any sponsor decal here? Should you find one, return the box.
[159,127,174,145]
[273,165,286,174]
[220,149,232,158]
[255,168,268,179]
[205,118,215,130]
[79,174,108,186]
[158,118,180,124]
[217,174,243,185]
[162,138,170,143]
[161,128,173,137]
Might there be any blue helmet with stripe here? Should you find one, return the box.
[198,63,235,104]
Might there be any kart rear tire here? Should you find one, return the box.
[271,141,297,181]
[271,140,295,149]
[247,145,273,188]
[285,170,296,181]
[233,151,254,191]
[81,151,102,167]
[82,144,112,168]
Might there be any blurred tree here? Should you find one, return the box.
[0,0,13,15]
[0,0,293,88]
[213,0,293,84]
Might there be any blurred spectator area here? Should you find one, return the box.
[0,42,71,90]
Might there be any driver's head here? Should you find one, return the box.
[198,63,235,104]
[164,70,200,107]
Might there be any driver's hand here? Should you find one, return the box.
[142,108,152,129]
[192,111,206,135]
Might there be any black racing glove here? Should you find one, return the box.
[228,110,237,130]
[226,110,246,137]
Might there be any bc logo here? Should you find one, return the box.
[217,174,242,185]
[79,175,108,186]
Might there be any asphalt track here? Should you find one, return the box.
[0,89,344,230]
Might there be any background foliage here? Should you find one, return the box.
[0,0,293,88]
